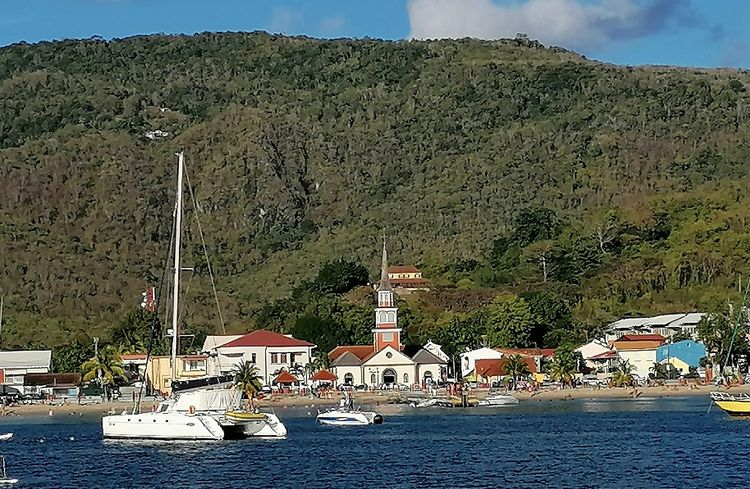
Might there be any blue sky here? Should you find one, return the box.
[1,0,748,68]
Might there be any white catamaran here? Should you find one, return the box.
[102,152,287,440]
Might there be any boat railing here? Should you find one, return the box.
[710,391,750,401]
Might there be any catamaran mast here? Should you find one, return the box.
[170,151,184,382]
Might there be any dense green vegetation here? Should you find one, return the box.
[1,32,750,359]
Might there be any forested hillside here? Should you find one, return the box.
[1,32,750,351]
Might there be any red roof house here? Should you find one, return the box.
[221,330,314,348]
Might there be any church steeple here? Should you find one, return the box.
[374,236,400,351]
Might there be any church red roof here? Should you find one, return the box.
[221,330,314,348]
[329,346,374,361]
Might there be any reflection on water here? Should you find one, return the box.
[0,397,748,488]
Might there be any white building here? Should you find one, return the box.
[201,331,315,385]
[459,347,504,378]
[605,313,705,343]
[0,350,52,394]
[330,240,446,388]
[611,334,665,379]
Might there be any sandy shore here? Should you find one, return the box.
[1,384,746,416]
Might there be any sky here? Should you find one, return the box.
[1,0,749,69]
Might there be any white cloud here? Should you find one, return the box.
[269,7,300,34]
[407,0,686,51]
[319,16,346,35]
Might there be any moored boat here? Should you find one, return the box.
[477,393,519,406]
[101,152,287,441]
[316,394,383,426]
[710,391,750,416]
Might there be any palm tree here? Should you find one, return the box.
[504,355,531,390]
[612,359,634,387]
[548,359,575,387]
[81,344,127,400]
[232,360,262,412]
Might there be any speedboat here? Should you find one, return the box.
[316,410,383,426]
[316,395,383,426]
[710,391,750,415]
[478,393,519,406]
[0,433,12,441]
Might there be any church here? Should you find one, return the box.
[329,240,447,388]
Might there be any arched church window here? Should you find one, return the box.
[403,373,409,384]
[387,312,395,323]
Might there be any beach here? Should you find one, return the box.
[3,383,745,416]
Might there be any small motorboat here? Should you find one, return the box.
[316,394,383,426]
[316,410,383,426]
[710,391,750,415]
[0,434,12,441]
[478,394,519,406]
[0,456,17,484]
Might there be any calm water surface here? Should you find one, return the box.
[1,397,747,488]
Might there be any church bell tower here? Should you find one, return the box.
[373,237,401,352]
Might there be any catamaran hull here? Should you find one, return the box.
[102,413,226,440]
[238,414,288,437]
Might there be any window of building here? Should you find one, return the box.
[403,373,409,384]
[344,373,354,385]
[271,353,278,364]
[183,360,206,372]
[289,352,297,364]
[280,353,288,363]
[379,311,387,323]
[370,373,376,384]
[251,353,257,363]
[382,332,393,342]
[387,312,395,323]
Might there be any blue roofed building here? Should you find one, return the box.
[655,340,707,374]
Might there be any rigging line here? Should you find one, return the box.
[722,275,750,375]
[184,155,226,334]
[134,193,177,415]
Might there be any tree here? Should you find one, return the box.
[521,291,574,348]
[612,359,634,387]
[81,344,127,399]
[521,240,559,283]
[504,354,531,390]
[308,259,369,295]
[512,207,561,246]
[485,294,533,348]
[232,360,263,411]
[547,344,578,387]
[697,304,750,374]
[52,339,93,373]
[109,308,166,355]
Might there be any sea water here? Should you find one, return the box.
[1,397,747,488]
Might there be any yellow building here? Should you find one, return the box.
[146,355,208,395]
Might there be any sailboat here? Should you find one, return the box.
[102,152,287,440]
